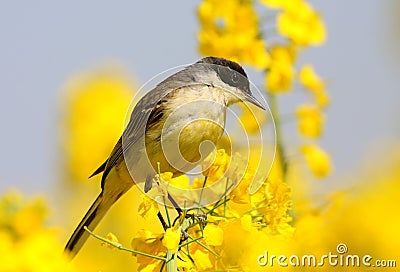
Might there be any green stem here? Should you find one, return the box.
[197,176,208,212]
[206,181,234,215]
[268,93,288,180]
[187,234,219,257]
[206,197,230,215]
[84,227,167,262]
[223,178,229,216]
[243,204,271,215]
[166,250,177,272]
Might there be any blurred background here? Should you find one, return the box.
[1,1,399,195]
[0,0,399,271]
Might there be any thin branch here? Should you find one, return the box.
[186,234,220,257]
[84,227,167,262]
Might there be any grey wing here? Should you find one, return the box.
[98,81,182,188]
[89,66,197,188]
[98,96,156,187]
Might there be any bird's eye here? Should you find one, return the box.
[231,72,239,83]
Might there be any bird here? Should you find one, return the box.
[64,56,265,258]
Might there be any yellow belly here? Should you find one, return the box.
[144,84,228,176]
[146,118,224,175]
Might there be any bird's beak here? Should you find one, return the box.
[244,93,266,110]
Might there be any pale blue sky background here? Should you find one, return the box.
[0,1,399,198]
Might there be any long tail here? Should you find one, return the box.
[64,193,111,258]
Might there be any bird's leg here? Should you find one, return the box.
[147,175,183,229]
[178,213,207,243]
[157,211,169,231]
[185,213,207,228]
[167,193,183,215]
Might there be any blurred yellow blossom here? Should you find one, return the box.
[239,103,268,134]
[265,45,296,93]
[290,149,400,267]
[192,248,213,270]
[198,0,270,69]
[299,64,330,107]
[0,191,69,271]
[62,66,135,181]
[203,224,223,246]
[260,0,302,10]
[229,167,256,204]
[300,144,332,177]
[299,64,324,93]
[138,194,160,220]
[240,214,254,232]
[201,149,230,184]
[295,104,325,137]
[277,0,326,46]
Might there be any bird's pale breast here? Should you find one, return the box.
[145,85,227,176]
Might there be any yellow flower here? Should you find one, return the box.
[240,39,271,69]
[176,252,195,270]
[265,45,296,93]
[203,224,224,246]
[201,149,230,183]
[162,227,181,251]
[260,0,302,10]
[229,168,256,204]
[103,232,121,249]
[299,64,324,92]
[300,144,332,178]
[240,214,254,232]
[192,249,213,270]
[299,64,330,107]
[61,66,135,181]
[138,194,159,220]
[131,230,165,271]
[277,0,326,46]
[198,0,270,69]
[160,172,191,190]
[239,103,268,134]
[295,104,325,138]
[0,191,47,238]
[249,176,293,235]
[0,192,69,271]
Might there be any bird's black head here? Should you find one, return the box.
[197,56,250,94]
[196,56,265,110]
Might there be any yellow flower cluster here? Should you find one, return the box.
[300,144,332,178]
[61,66,134,181]
[49,1,332,270]
[0,192,69,271]
[197,0,331,179]
[295,64,332,178]
[198,0,270,69]
[265,45,297,93]
[275,1,326,46]
[127,149,294,271]
[291,150,400,269]
[261,0,326,46]
[295,104,324,138]
[299,64,330,108]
